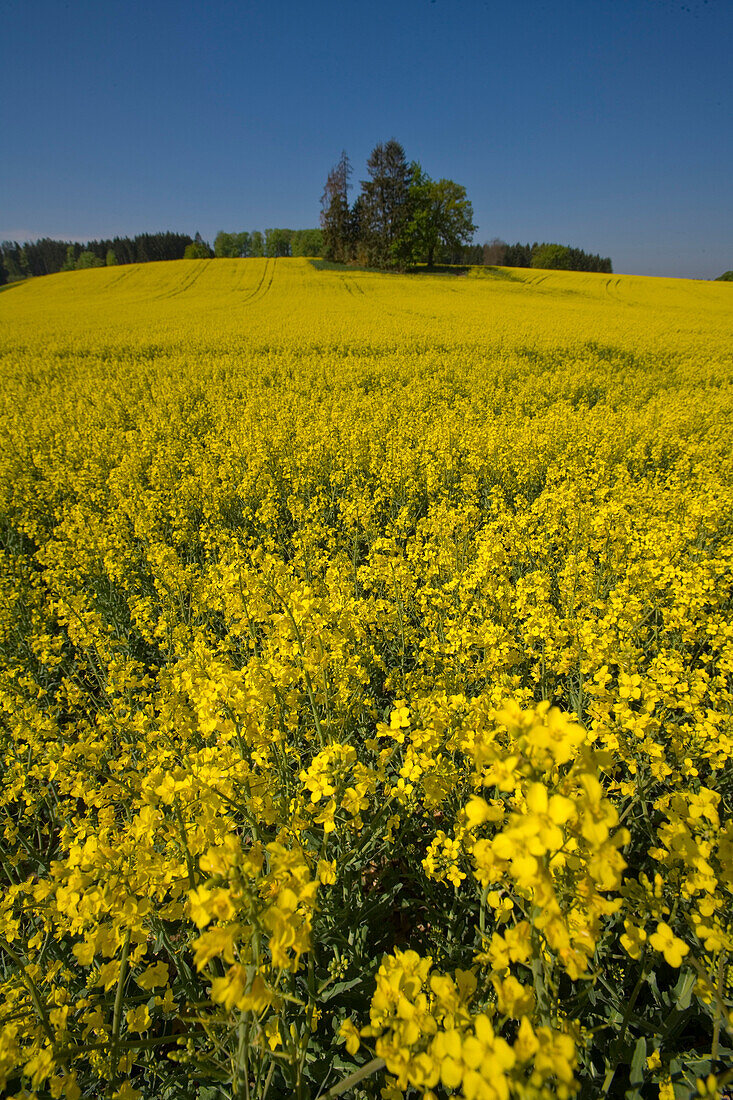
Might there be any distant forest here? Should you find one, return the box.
[0,230,324,284]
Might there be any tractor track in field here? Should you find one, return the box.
[340,275,366,300]
[240,258,276,305]
[151,259,212,300]
[165,259,213,298]
[103,266,139,292]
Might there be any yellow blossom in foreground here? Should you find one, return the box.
[649,923,690,967]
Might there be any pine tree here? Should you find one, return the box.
[320,151,352,263]
[359,140,412,269]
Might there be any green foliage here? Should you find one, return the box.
[184,234,213,260]
[400,163,476,268]
[501,240,613,273]
[715,270,733,281]
[265,228,294,257]
[321,143,475,271]
[75,250,104,269]
[215,231,257,258]
[531,243,574,270]
[291,229,324,257]
[106,249,118,266]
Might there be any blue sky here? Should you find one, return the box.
[2,0,731,278]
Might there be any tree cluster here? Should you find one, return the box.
[0,232,196,283]
[320,142,476,270]
[482,238,613,273]
[214,229,323,259]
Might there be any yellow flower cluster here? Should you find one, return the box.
[0,258,732,1097]
[355,949,575,1099]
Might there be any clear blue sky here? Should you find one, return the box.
[2,0,731,278]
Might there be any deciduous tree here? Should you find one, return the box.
[401,164,476,267]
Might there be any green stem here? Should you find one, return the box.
[712,951,726,1063]
[109,929,132,1093]
[601,947,649,1097]
[0,937,55,1045]
[324,1056,386,1097]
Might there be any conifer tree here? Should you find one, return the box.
[320,151,352,263]
[359,140,412,269]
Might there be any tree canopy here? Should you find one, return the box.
[403,164,476,268]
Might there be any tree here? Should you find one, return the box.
[503,242,533,267]
[265,229,293,257]
[531,243,573,270]
[106,249,118,266]
[23,238,69,275]
[320,151,353,263]
[401,164,476,268]
[61,245,78,272]
[235,232,252,257]
[0,241,29,280]
[349,194,369,265]
[214,231,237,258]
[214,231,256,258]
[715,270,733,281]
[76,250,104,269]
[529,243,612,273]
[184,233,212,259]
[250,231,264,258]
[483,238,508,266]
[291,229,323,257]
[359,140,412,269]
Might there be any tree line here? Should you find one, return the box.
[213,228,323,259]
[0,228,324,285]
[482,238,613,273]
[0,232,197,283]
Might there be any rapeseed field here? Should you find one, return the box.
[1,258,732,1099]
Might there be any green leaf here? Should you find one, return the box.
[671,968,695,1011]
[629,1036,646,1087]
[318,976,364,1001]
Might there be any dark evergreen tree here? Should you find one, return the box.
[503,242,534,267]
[359,140,412,269]
[320,151,352,263]
[349,194,368,265]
